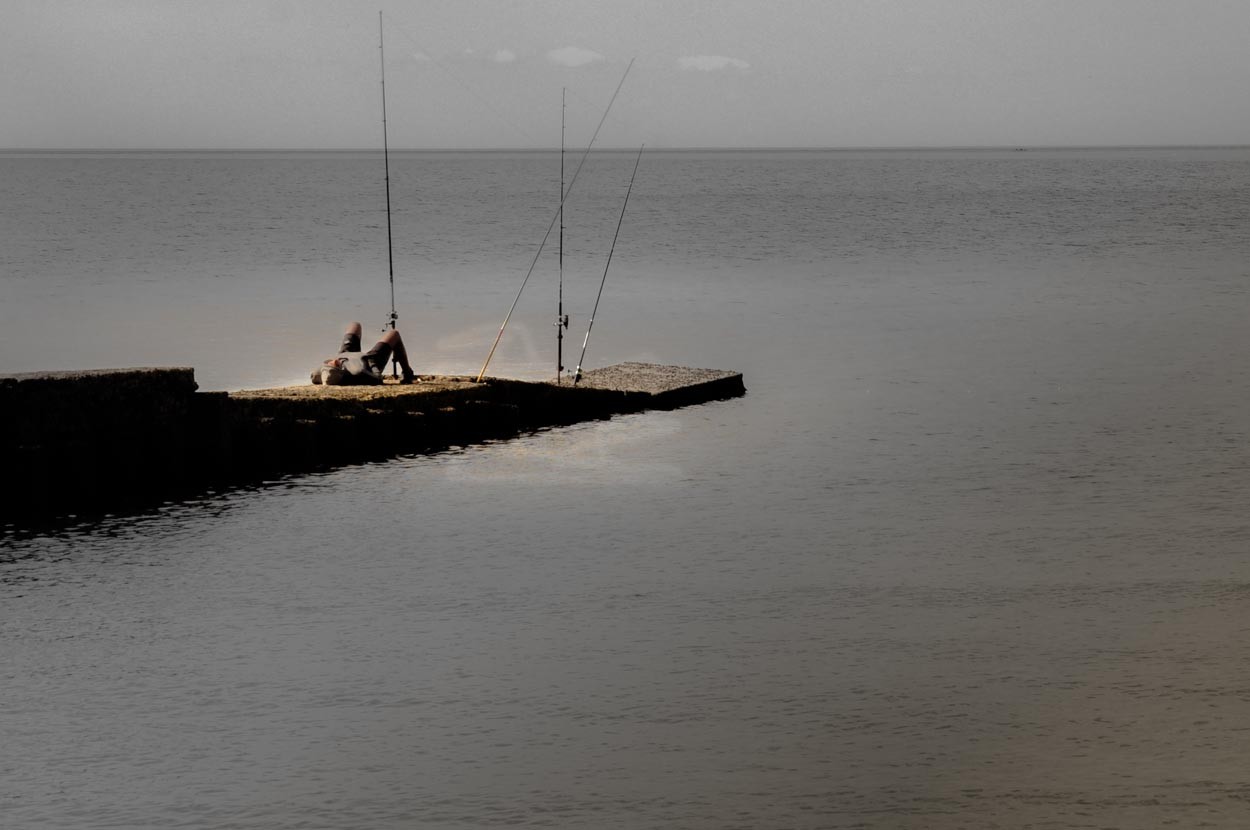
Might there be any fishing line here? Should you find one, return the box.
[475,58,635,383]
[573,144,644,385]
[562,86,635,143]
[382,14,544,147]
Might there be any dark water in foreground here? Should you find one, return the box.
[4,148,1250,827]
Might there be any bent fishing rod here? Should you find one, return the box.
[573,144,644,385]
[476,59,635,383]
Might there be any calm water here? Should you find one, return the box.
[4,148,1250,828]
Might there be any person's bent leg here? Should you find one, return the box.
[374,329,415,380]
[340,321,363,353]
[382,330,413,374]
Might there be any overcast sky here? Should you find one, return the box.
[6,0,1249,149]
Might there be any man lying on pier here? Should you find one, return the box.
[311,322,417,385]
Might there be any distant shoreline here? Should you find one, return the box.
[3,144,1250,156]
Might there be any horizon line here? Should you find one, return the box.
[4,143,1250,155]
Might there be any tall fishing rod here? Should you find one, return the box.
[556,88,568,384]
[379,11,399,375]
[573,144,644,385]
[475,59,634,383]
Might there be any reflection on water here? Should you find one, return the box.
[439,414,687,486]
[6,149,1250,827]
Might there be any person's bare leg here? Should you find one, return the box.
[379,329,415,378]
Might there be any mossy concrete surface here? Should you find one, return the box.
[570,362,745,408]
[2,363,743,524]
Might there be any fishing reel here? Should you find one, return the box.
[555,313,569,330]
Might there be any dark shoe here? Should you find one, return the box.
[401,369,417,384]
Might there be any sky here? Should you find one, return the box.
[5,0,1250,150]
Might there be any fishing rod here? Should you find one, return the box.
[379,11,398,376]
[573,144,644,385]
[556,88,568,384]
[475,59,635,383]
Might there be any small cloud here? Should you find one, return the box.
[678,55,750,72]
[547,46,604,68]
[493,49,517,63]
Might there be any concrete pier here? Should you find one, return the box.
[2,363,744,524]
